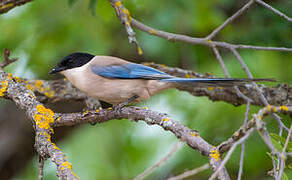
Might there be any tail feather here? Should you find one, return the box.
[160,78,275,87]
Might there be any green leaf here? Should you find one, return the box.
[88,0,98,15]
[288,163,292,169]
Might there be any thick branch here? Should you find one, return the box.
[0,69,78,179]
[54,106,230,180]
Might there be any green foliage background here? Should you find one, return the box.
[0,0,291,179]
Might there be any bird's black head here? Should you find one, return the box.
[49,52,94,74]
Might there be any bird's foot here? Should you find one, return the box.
[82,106,102,126]
[112,95,139,112]
[85,97,101,110]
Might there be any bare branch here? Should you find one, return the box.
[231,48,289,133]
[255,0,292,23]
[166,163,209,180]
[277,124,292,180]
[0,69,79,180]
[206,0,255,40]
[109,0,142,55]
[237,102,251,180]
[131,19,292,52]
[211,46,253,103]
[0,0,32,14]
[38,156,44,180]
[53,107,230,180]
[209,128,255,180]
[219,105,292,153]
[134,141,184,180]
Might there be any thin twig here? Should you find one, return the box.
[206,0,255,40]
[38,156,44,180]
[255,114,281,178]
[167,163,209,180]
[237,102,250,180]
[133,141,184,180]
[231,48,289,133]
[131,19,292,52]
[209,128,255,180]
[255,0,292,23]
[109,0,142,55]
[277,124,292,180]
[211,45,252,103]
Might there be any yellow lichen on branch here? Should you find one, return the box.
[163,117,170,122]
[61,161,72,170]
[114,1,121,7]
[0,80,8,97]
[149,28,158,35]
[209,149,220,162]
[0,3,14,10]
[279,105,288,111]
[24,80,55,98]
[34,104,55,132]
[266,104,272,112]
[185,73,191,78]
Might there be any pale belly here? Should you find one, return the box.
[74,77,152,104]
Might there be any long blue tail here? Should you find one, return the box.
[160,77,274,87]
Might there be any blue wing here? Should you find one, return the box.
[91,63,273,86]
[91,63,172,80]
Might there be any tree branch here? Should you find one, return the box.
[209,128,255,180]
[109,0,143,55]
[166,163,209,180]
[277,124,292,180]
[0,0,33,15]
[53,106,230,180]
[237,102,250,180]
[134,141,184,180]
[206,0,255,40]
[130,18,292,52]
[218,105,292,153]
[0,50,79,180]
[255,0,292,23]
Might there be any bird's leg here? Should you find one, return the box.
[112,95,139,112]
[83,97,102,125]
[84,96,102,110]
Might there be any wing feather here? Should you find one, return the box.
[91,63,172,80]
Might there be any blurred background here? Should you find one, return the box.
[0,0,291,179]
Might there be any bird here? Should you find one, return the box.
[49,52,273,106]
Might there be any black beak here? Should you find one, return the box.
[49,66,64,74]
